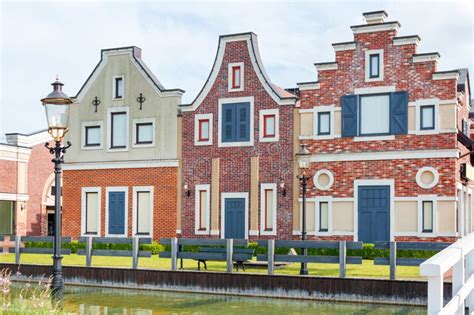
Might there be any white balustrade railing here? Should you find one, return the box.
[420,232,474,315]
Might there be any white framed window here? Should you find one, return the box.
[315,197,332,235]
[414,98,439,135]
[313,105,336,139]
[417,195,437,235]
[260,183,277,235]
[195,184,210,234]
[228,62,244,92]
[218,96,254,147]
[462,118,469,136]
[365,49,384,82]
[194,114,213,146]
[259,109,279,142]
[360,94,390,135]
[107,106,129,151]
[81,121,103,150]
[113,75,124,99]
[132,118,155,148]
[132,186,153,236]
[81,187,101,236]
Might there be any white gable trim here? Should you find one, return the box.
[182,34,296,112]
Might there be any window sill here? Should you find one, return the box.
[218,141,254,148]
[107,146,129,152]
[228,87,244,93]
[194,140,212,146]
[260,137,279,143]
[132,143,155,149]
[195,229,210,235]
[82,145,102,151]
[353,135,395,142]
[364,76,384,83]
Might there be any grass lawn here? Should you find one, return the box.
[0,253,422,280]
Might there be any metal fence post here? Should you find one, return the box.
[132,237,139,270]
[339,241,346,278]
[389,241,397,280]
[15,236,21,264]
[171,238,178,271]
[85,236,92,267]
[268,239,275,275]
[226,239,234,273]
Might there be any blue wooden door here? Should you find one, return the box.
[224,198,245,239]
[108,192,125,235]
[358,186,390,243]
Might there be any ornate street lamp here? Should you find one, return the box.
[296,143,310,275]
[41,77,73,300]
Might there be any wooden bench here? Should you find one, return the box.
[196,247,254,271]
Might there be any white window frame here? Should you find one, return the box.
[132,186,154,237]
[220,192,249,239]
[195,184,211,235]
[260,183,277,235]
[132,118,156,148]
[365,49,384,82]
[259,109,279,142]
[313,169,334,191]
[218,96,254,148]
[414,98,439,135]
[417,195,437,236]
[416,166,439,189]
[313,105,336,139]
[107,106,129,152]
[105,186,129,237]
[81,187,101,237]
[228,62,244,92]
[81,121,103,150]
[194,114,213,146]
[112,75,125,100]
[314,196,333,236]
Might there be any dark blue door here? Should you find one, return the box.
[224,198,245,239]
[358,186,390,243]
[108,192,125,235]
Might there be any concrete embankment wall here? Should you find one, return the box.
[1,263,452,306]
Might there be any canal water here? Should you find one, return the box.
[11,285,425,314]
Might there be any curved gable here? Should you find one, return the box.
[181,32,296,112]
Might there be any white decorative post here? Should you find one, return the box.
[171,238,178,271]
[15,236,21,264]
[226,239,233,273]
[268,239,275,275]
[85,236,92,267]
[132,237,139,269]
[389,241,397,280]
[339,241,346,278]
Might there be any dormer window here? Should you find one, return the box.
[113,76,124,99]
[228,62,244,92]
[365,50,384,82]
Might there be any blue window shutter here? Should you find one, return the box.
[236,102,250,141]
[341,95,358,137]
[222,104,235,142]
[390,91,408,135]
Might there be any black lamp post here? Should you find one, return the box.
[296,144,310,275]
[41,78,73,300]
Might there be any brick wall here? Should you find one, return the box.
[0,159,18,192]
[62,167,178,240]
[181,39,295,239]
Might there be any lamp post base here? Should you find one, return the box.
[51,256,64,301]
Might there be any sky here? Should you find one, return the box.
[0,0,473,139]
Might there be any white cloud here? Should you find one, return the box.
[0,0,472,136]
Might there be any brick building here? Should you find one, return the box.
[295,10,473,242]
[179,33,298,239]
[62,46,184,240]
[0,130,56,236]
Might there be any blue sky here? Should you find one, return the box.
[0,0,472,138]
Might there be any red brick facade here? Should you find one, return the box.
[297,11,472,242]
[180,33,297,239]
[62,167,177,240]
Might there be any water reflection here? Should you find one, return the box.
[15,285,425,314]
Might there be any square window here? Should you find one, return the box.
[232,66,241,89]
[317,112,331,135]
[115,77,124,99]
[369,54,380,78]
[111,112,127,148]
[198,119,210,141]
[420,105,435,130]
[85,126,101,147]
[422,201,433,233]
[136,122,153,144]
[263,114,276,138]
[360,95,390,135]
[319,201,329,232]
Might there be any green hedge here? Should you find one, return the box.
[24,241,439,260]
